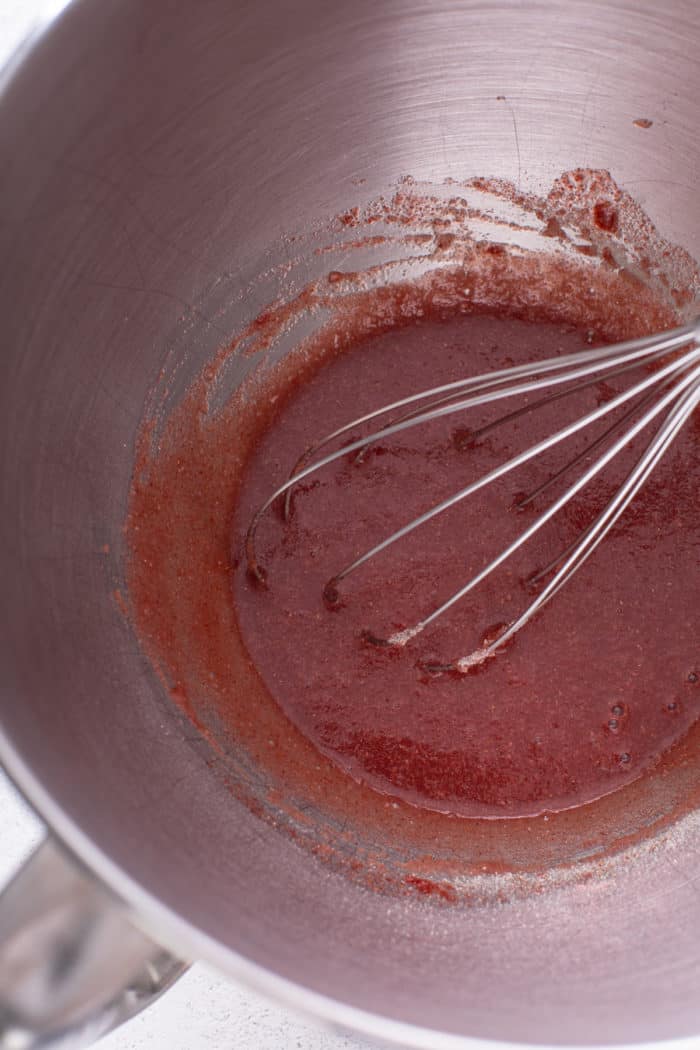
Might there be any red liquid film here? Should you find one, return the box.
[232,313,700,818]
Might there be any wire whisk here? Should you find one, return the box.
[246,318,700,673]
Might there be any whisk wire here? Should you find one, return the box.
[246,322,697,578]
[285,325,698,514]
[246,319,700,672]
[453,362,700,670]
[286,321,697,471]
[514,383,662,513]
[328,346,700,598]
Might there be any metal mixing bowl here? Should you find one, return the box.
[1,2,699,1047]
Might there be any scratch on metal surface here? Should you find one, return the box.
[81,277,229,338]
[505,98,522,188]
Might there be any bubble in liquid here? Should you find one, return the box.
[608,718,619,731]
[611,704,624,717]
[619,752,631,765]
[688,672,698,684]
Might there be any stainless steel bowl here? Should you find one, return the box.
[1,2,699,1048]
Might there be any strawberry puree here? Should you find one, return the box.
[232,312,699,817]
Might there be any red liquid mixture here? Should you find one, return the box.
[126,170,700,863]
[232,312,699,818]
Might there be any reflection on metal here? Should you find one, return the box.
[0,839,186,1050]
